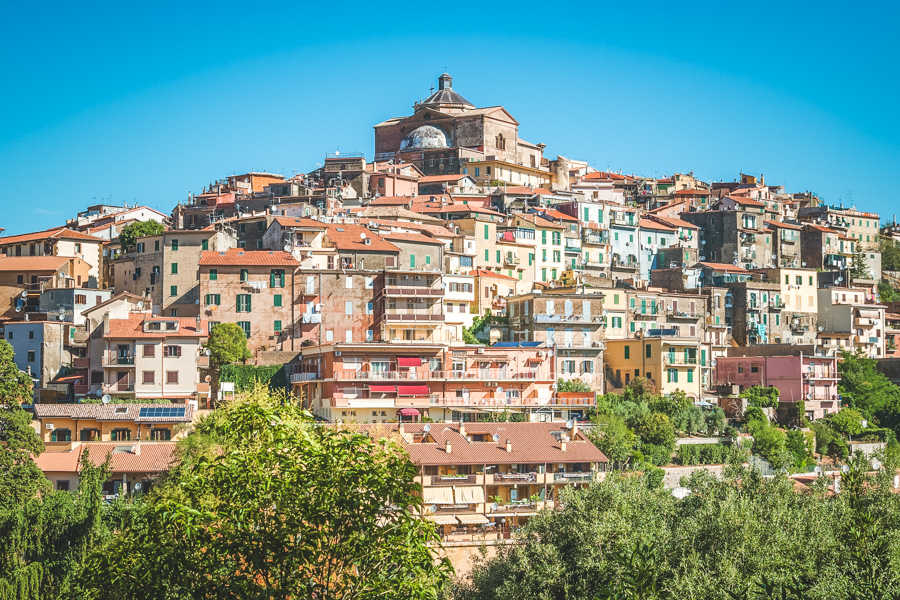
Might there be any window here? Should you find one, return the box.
[201,239,208,251]
[646,344,652,358]
[542,230,547,244]
[75,293,87,304]
[687,370,694,383]
[270,269,285,288]
[150,429,171,441]
[410,254,416,267]
[164,345,181,357]
[667,368,678,383]
[237,321,251,338]
[204,293,221,305]
[750,365,760,373]
[495,250,500,263]
[483,224,489,240]
[273,294,282,307]
[484,249,489,262]
[50,428,71,442]
[366,301,373,314]
[624,345,630,359]
[274,320,282,333]
[142,371,155,384]
[236,294,252,312]
[170,285,177,297]
[209,269,217,280]
[171,239,179,251]
[166,371,179,384]
[528,253,534,265]
[345,301,353,315]
[240,269,248,282]
[143,345,155,357]
[27,351,35,362]
[111,428,131,441]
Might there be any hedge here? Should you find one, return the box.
[219,364,288,392]
[675,443,729,465]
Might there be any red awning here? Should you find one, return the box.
[397,357,422,367]
[397,384,429,396]
[398,408,420,416]
[369,385,397,393]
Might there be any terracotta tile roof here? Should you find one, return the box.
[82,292,145,316]
[359,219,458,238]
[105,314,207,339]
[647,200,687,214]
[584,171,632,181]
[805,223,839,234]
[36,443,178,474]
[0,256,75,272]
[646,215,699,230]
[271,216,326,229]
[516,214,565,229]
[725,195,765,208]
[411,203,505,218]
[326,224,399,253]
[765,220,803,230]
[498,186,554,195]
[674,188,709,196]
[368,196,413,206]
[357,206,444,223]
[417,174,470,183]
[198,249,300,267]
[469,269,518,281]
[696,261,750,273]
[34,403,193,422]
[366,422,606,466]
[534,208,578,222]
[0,227,103,245]
[638,218,675,232]
[381,232,444,245]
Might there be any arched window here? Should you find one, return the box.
[111,428,131,441]
[79,428,101,441]
[51,428,71,442]
[495,134,505,150]
[150,428,171,441]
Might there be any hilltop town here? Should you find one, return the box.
[4,73,900,569]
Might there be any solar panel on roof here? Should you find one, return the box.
[139,407,185,418]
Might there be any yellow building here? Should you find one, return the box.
[757,267,818,315]
[463,159,551,188]
[33,403,194,445]
[604,337,703,400]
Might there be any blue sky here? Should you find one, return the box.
[1,1,898,235]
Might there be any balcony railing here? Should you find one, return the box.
[290,372,319,383]
[431,474,477,486]
[382,313,444,322]
[664,355,698,366]
[383,287,443,297]
[553,472,594,483]
[632,310,660,319]
[494,472,537,482]
[301,312,322,324]
[104,382,134,393]
[533,314,604,324]
[104,354,135,366]
[441,369,538,381]
[502,255,520,266]
[666,309,699,320]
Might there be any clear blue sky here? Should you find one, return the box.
[1,1,898,235]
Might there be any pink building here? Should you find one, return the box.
[714,354,839,421]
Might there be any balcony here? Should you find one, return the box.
[440,369,537,381]
[564,245,581,254]
[301,312,322,324]
[103,382,134,393]
[290,372,319,383]
[383,287,443,297]
[552,393,595,406]
[582,231,609,245]
[631,310,660,320]
[429,474,478,486]
[667,309,699,320]
[664,354,698,366]
[103,354,135,367]
[533,314,605,324]
[382,313,444,323]
[492,472,537,483]
[553,472,594,483]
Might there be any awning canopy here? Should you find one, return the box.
[369,385,397,393]
[397,357,422,367]
[398,384,429,396]
[425,514,459,525]
[456,513,490,525]
[454,486,485,504]
[398,407,420,417]
[422,487,454,504]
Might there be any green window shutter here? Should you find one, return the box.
[646,344,651,358]
[270,270,276,288]
[583,207,589,221]
[171,263,178,274]
[700,349,707,366]
[215,294,221,305]
[687,370,693,383]
[410,254,416,267]
[624,345,630,359]
[240,269,248,282]
[274,320,282,333]
[247,295,251,312]
[201,239,208,251]
[204,294,210,305]
[170,285,177,297]
[483,224,489,240]
[209,269,217,280]
[171,239,179,251]
[274,294,282,307]
[495,250,500,263]
[484,249,489,262]
[542,230,547,244]
[237,295,242,311]
[425,255,431,265]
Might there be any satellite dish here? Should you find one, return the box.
[566,419,574,429]
[134,482,142,492]
[423,424,431,432]
[283,243,292,252]
[20,290,28,299]
[492,433,500,443]
[360,232,367,240]
[101,394,111,404]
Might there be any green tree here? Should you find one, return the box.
[587,413,637,468]
[880,236,900,271]
[878,279,900,303]
[850,247,869,279]
[741,385,780,410]
[117,220,165,251]
[785,429,814,470]
[632,412,676,449]
[0,340,33,404]
[0,405,45,510]
[828,408,865,438]
[838,351,900,437]
[205,322,251,367]
[75,387,451,599]
[556,378,592,393]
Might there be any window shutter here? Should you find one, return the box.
[236,295,242,312]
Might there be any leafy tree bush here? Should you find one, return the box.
[205,322,251,367]
[811,421,849,462]
[118,220,165,251]
[741,385,779,409]
[675,443,730,465]
[556,378,592,393]
[785,429,815,470]
[828,408,865,438]
[587,413,637,468]
[0,340,33,404]
[632,413,676,449]
[218,364,286,392]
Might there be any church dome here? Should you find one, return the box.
[399,125,449,150]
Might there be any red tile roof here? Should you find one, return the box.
[199,249,300,267]
[516,214,565,229]
[368,196,413,206]
[0,227,103,245]
[326,224,399,253]
[381,232,444,245]
[498,186,554,195]
[411,203,505,217]
[646,215,699,230]
[367,422,607,466]
[470,269,518,281]
[765,220,803,231]
[359,219,458,238]
[0,256,76,272]
[35,443,177,474]
[805,223,839,234]
[417,174,470,183]
[674,188,709,196]
[271,216,326,229]
[697,262,750,273]
[105,314,207,339]
[535,208,578,222]
[638,218,675,232]
[725,195,765,208]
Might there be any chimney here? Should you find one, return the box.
[134,441,141,456]
[445,439,452,454]
[560,440,567,452]
[505,439,512,453]
[398,422,405,436]
[459,421,466,438]
[571,420,578,438]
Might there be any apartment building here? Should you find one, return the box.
[682,205,773,270]
[261,216,329,268]
[471,269,518,316]
[505,290,605,391]
[510,214,566,284]
[377,270,445,344]
[294,269,379,346]
[604,337,704,400]
[0,227,104,286]
[800,223,855,272]
[756,267,819,345]
[33,403,193,444]
[100,313,208,402]
[724,280,785,345]
[198,249,300,353]
[111,228,237,317]
[798,205,880,250]
[386,422,607,540]
[766,220,802,268]
[443,273,475,342]
[609,205,640,279]
[0,256,93,319]
[292,343,576,423]
[817,287,886,358]
[324,224,400,270]
[2,320,73,401]
[39,287,113,325]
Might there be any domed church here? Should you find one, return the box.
[374,74,545,176]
